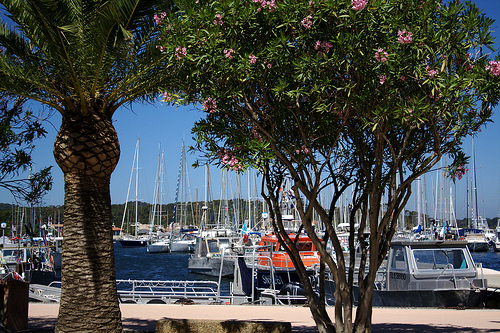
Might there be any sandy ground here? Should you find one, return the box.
[27,303,500,332]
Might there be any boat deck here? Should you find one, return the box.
[482,267,500,288]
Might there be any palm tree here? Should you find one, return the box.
[0,1,173,331]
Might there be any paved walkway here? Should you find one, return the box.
[28,303,500,332]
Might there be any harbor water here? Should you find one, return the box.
[113,243,234,293]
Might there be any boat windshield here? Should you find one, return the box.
[278,241,313,251]
[412,248,468,271]
[390,245,407,270]
[207,239,220,254]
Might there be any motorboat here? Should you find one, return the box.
[146,237,171,253]
[188,235,239,277]
[344,240,488,307]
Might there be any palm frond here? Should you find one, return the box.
[0,0,176,116]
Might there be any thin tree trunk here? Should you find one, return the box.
[53,112,121,332]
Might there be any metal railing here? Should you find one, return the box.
[116,279,223,304]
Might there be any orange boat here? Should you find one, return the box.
[256,233,321,269]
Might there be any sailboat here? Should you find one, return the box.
[460,138,489,252]
[188,165,240,277]
[119,137,148,247]
[169,141,198,253]
[147,145,171,254]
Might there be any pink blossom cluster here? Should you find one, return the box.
[214,14,223,25]
[374,48,388,62]
[295,145,310,154]
[162,92,172,102]
[397,29,413,44]
[404,108,413,121]
[264,60,272,69]
[203,97,217,113]
[175,47,187,60]
[301,15,313,29]
[223,48,234,59]
[430,89,441,100]
[314,41,332,56]
[426,65,439,78]
[156,45,165,52]
[251,0,277,12]
[379,75,387,84]
[485,60,500,76]
[217,148,243,171]
[453,164,469,180]
[154,12,166,25]
[249,55,257,64]
[252,128,262,142]
[351,0,368,11]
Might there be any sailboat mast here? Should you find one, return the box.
[135,138,139,238]
[472,137,479,229]
[248,170,251,229]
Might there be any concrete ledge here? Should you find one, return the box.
[156,318,292,333]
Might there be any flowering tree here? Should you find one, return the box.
[0,93,52,204]
[157,0,499,332]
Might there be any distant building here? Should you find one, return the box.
[112,227,121,237]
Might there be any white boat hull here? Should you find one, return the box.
[147,242,170,253]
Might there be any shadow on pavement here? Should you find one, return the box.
[372,323,500,333]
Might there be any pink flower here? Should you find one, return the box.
[485,60,500,76]
[379,75,387,84]
[264,60,272,69]
[398,29,413,44]
[252,128,262,142]
[426,65,439,78]
[214,14,223,25]
[315,41,332,56]
[374,48,388,62]
[156,45,165,52]
[203,97,217,113]
[217,148,243,171]
[162,92,172,102]
[154,12,167,25]
[249,55,257,64]
[400,76,406,81]
[453,164,469,180]
[175,47,187,60]
[301,15,313,29]
[351,0,368,11]
[251,0,277,11]
[223,49,234,59]
[295,145,310,154]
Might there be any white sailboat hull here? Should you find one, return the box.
[147,240,170,253]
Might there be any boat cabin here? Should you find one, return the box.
[385,240,481,291]
[355,240,488,307]
[258,233,317,252]
[256,233,320,269]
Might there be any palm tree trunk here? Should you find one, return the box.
[53,111,122,332]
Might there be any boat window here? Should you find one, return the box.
[412,248,468,270]
[296,242,313,251]
[199,240,208,257]
[390,246,407,270]
[207,239,220,254]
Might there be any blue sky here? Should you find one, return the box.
[1,0,499,220]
